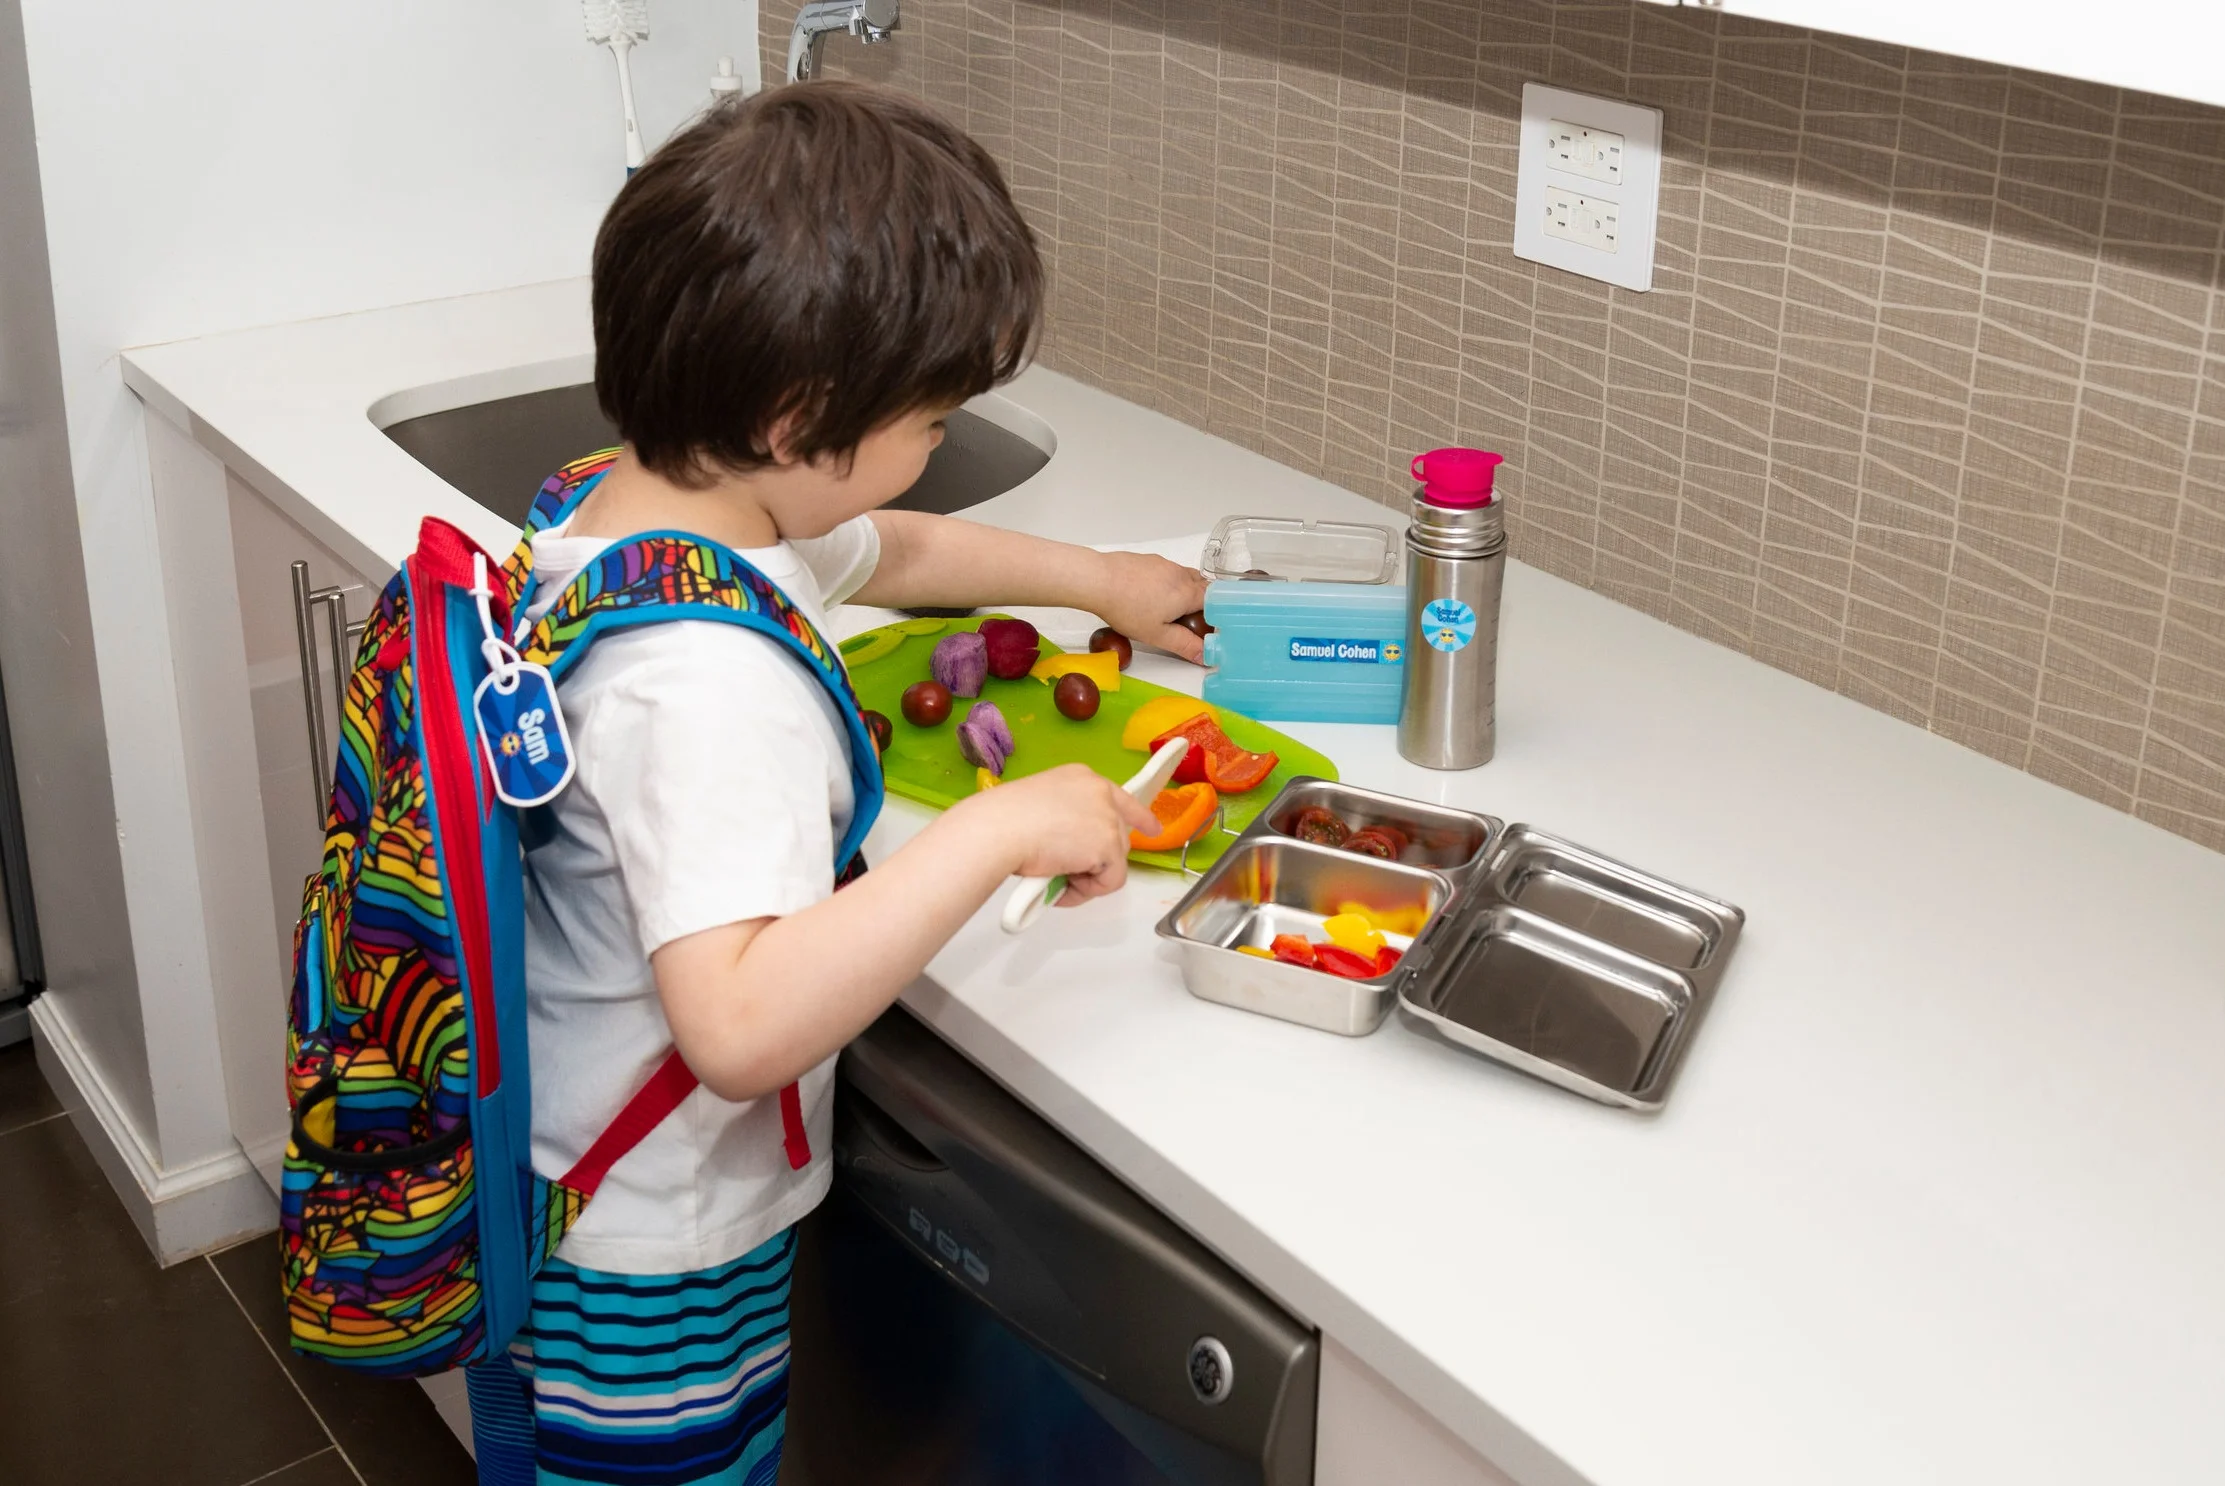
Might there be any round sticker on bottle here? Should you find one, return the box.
[1421,598,1478,653]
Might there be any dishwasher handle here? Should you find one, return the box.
[290,561,365,825]
[840,1082,947,1173]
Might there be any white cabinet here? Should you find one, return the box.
[1648,0,2225,111]
[142,405,387,1193]
[138,410,388,1198]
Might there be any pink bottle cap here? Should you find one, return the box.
[1410,447,1505,508]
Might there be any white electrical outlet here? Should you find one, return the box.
[1514,84,1661,292]
[1543,186,1620,251]
[1546,120,1624,185]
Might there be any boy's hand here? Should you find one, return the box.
[1090,552,1211,663]
[956,764,1158,903]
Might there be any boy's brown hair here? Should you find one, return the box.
[592,81,1042,484]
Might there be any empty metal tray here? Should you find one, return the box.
[1157,837,1454,1036]
[1400,827,1744,1109]
[1401,906,1699,1107]
[1259,777,1502,879]
[1484,826,1740,972]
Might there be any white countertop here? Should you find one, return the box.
[127,281,2225,1486]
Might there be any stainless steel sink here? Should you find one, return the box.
[379,382,1049,526]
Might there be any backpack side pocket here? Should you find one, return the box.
[280,1072,483,1375]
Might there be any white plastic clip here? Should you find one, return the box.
[469,552,577,807]
[471,553,529,695]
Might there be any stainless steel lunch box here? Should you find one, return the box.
[1156,780,1495,1036]
[1158,778,1745,1109]
[1398,827,1745,1110]
[1155,835,1453,1036]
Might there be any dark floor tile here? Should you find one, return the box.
[0,1038,62,1137]
[209,1235,477,1486]
[0,1118,330,1486]
[248,1449,361,1486]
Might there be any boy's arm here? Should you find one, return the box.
[856,510,1210,662]
[651,765,1157,1103]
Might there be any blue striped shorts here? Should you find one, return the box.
[507,1229,797,1486]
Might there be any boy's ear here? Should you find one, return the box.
[760,410,807,467]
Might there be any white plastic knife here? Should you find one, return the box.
[1000,736,1192,934]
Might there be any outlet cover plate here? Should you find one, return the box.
[1513,83,1662,292]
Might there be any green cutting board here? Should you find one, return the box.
[839,615,1338,874]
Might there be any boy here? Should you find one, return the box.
[509,81,1204,1484]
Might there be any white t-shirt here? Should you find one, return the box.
[519,512,880,1274]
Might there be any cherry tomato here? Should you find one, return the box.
[1088,627,1133,670]
[1289,806,1349,847]
[1053,672,1101,720]
[1174,610,1214,640]
[862,710,893,755]
[901,680,952,727]
[1342,827,1404,860]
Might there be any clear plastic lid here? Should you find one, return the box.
[1201,516,1399,584]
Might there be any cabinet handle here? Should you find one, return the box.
[290,562,366,825]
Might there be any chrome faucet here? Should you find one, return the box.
[786,0,899,83]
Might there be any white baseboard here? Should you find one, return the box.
[31,996,276,1263]
[419,1372,476,1457]
[242,1129,288,1199]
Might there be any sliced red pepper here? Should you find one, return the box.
[1269,933,1317,968]
[1373,945,1403,976]
[1204,743,1279,794]
[1151,715,1223,786]
[1314,944,1380,979]
[1154,715,1280,795]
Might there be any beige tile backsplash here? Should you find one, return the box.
[771,0,2225,853]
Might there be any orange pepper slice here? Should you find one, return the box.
[1130,781,1218,851]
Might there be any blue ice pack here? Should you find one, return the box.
[1200,580,1409,725]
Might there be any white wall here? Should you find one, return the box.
[1,0,150,1133]
[16,0,761,1200]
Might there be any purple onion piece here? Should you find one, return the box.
[955,700,1016,776]
[930,631,989,698]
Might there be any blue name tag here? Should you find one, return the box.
[474,663,575,808]
[1289,636,1405,665]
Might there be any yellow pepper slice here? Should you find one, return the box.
[1118,695,1214,751]
[1335,901,1430,937]
[1234,944,1274,959]
[1030,649,1123,691]
[1321,913,1388,956]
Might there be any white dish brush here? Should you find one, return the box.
[583,0,650,172]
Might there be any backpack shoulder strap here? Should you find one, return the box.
[522,527,885,1192]
[527,448,622,534]
[497,447,622,620]
[519,529,885,867]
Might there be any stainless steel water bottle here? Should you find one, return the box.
[1397,448,1506,770]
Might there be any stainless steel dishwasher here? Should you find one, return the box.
[783,1007,1317,1486]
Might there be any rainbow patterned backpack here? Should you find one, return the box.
[279,451,884,1384]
